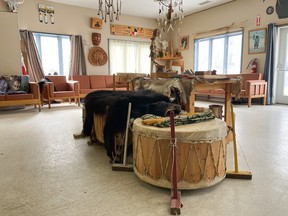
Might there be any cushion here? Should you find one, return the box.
[105,76,114,88]
[45,76,68,91]
[8,75,22,91]
[0,75,9,94]
[72,75,91,89]
[20,75,30,93]
[6,90,27,94]
[90,75,106,89]
[0,75,30,95]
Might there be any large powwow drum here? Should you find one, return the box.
[133,118,227,190]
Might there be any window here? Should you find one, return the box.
[33,32,71,76]
[194,31,243,74]
[108,39,150,74]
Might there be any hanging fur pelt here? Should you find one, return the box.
[83,90,181,158]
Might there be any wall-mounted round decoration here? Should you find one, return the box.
[88,47,107,66]
[266,6,274,15]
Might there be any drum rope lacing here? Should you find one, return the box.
[134,131,226,183]
[134,130,225,144]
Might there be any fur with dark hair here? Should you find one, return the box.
[83,90,181,158]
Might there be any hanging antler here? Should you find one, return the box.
[4,0,24,12]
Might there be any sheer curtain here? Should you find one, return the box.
[69,35,87,77]
[108,39,150,74]
[20,30,45,82]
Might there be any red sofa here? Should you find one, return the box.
[195,73,267,107]
[71,75,127,98]
[0,75,41,111]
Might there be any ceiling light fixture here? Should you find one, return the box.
[156,0,184,32]
[97,0,122,23]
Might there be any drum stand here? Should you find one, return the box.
[226,104,252,180]
[169,111,183,215]
[112,103,133,172]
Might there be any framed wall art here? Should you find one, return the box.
[179,35,189,50]
[91,18,102,29]
[248,28,267,54]
[110,24,153,39]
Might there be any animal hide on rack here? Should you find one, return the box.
[132,77,193,107]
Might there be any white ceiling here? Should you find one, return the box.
[47,0,236,19]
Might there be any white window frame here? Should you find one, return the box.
[194,31,243,74]
[33,32,71,76]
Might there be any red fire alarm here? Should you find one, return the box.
[256,14,261,26]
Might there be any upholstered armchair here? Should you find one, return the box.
[41,75,80,109]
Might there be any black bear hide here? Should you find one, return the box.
[83,90,181,158]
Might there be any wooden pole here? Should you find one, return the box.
[226,103,252,179]
[112,102,133,171]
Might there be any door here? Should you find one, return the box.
[276,26,288,104]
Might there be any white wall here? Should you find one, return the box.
[1,0,287,76]
[0,12,22,75]
[0,0,158,75]
[172,0,287,74]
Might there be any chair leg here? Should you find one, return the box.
[41,96,44,106]
[38,98,41,111]
[48,99,51,109]
[263,96,266,105]
[248,97,252,107]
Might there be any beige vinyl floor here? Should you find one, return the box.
[0,101,287,216]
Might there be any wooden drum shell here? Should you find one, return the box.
[133,118,227,190]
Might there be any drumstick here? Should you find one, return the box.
[170,111,183,215]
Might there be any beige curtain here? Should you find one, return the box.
[20,30,45,82]
[69,35,87,77]
[108,39,150,74]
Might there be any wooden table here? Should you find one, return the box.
[186,79,240,140]
[128,77,239,140]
